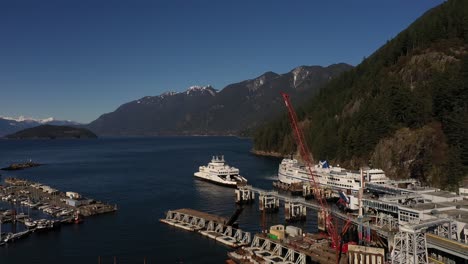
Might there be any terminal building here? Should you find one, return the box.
[362,184,468,264]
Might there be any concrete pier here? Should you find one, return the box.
[235,188,254,204]
[318,210,327,232]
[273,181,303,194]
[284,201,306,222]
[259,193,279,212]
[303,184,335,200]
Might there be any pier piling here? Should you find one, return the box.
[235,188,254,204]
[318,210,327,232]
[285,201,306,222]
[259,193,279,212]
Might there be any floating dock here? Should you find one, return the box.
[1,177,117,217]
[160,208,251,248]
[0,177,117,246]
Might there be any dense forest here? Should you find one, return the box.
[253,0,468,190]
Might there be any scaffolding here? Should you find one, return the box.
[391,219,453,264]
[392,225,428,264]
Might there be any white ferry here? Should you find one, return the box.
[278,158,389,195]
[194,156,248,187]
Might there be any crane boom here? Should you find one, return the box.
[280,92,342,262]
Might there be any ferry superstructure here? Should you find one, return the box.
[194,156,248,187]
[277,159,389,194]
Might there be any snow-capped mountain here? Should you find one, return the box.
[87,63,353,136]
[0,116,55,124]
[186,85,217,96]
[0,116,81,136]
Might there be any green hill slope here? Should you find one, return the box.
[253,0,468,190]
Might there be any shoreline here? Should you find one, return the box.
[250,149,285,158]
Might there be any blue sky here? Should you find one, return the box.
[0,0,444,123]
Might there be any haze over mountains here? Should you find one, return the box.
[87,63,353,136]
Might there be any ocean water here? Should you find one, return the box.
[0,137,317,263]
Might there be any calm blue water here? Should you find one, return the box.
[0,137,317,263]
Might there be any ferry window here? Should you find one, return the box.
[400,211,419,223]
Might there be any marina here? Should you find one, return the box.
[0,177,117,246]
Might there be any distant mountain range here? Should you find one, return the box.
[0,116,81,137]
[87,63,353,136]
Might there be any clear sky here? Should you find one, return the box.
[0,0,444,123]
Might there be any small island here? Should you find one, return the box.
[1,161,42,171]
[4,125,97,139]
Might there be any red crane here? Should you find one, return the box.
[281,92,351,263]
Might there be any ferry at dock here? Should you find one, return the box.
[194,156,248,187]
[277,158,389,195]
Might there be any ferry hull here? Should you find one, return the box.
[194,175,240,188]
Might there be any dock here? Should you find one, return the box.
[160,180,468,263]
[228,232,349,264]
[272,181,303,195]
[0,177,117,246]
[1,177,117,217]
[171,208,228,225]
[232,184,468,263]
[160,208,251,248]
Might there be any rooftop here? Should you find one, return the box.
[438,199,468,210]
[436,209,468,224]
[404,203,445,211]
[422,191,460,198]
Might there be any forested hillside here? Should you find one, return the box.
[253,0,468,190]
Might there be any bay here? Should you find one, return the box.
[0,137,316,263]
